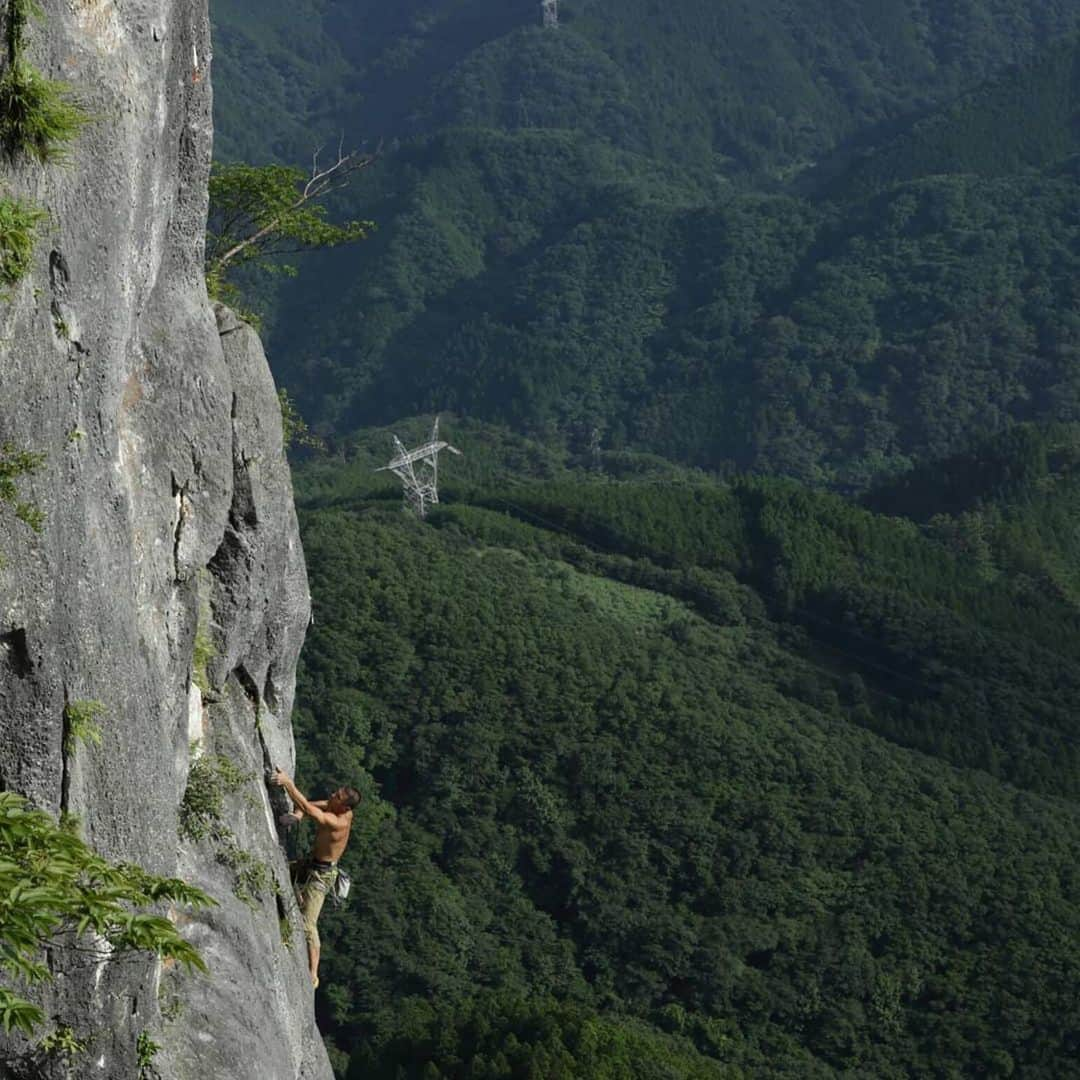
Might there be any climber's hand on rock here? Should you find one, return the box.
[278,811,301,828]
[270,767,289,787]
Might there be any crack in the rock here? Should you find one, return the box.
[171,472,186,580]
[234,663,259,705]
[263,665,280,714]
[59,683,71,814]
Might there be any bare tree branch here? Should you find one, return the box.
[212,142,381,273]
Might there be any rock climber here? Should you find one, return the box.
[269,768,360,988]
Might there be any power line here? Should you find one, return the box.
[376,416,462,518]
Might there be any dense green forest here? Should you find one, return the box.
[816,34,1080,199]
[212,0,1080,173]
[288,422,1080,1077]
[210,2,1080,487]
[282,155,1080,487]
[206,2,1080,1076]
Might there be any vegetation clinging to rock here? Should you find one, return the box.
[0,0,86,165]
[180,752,273,906]
[0,791,212,1037]
[0,195,42,289]
[0,441,43,566]
[62,699,104,756]
[205,154,374,319]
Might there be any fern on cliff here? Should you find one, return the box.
[0,0,86,163]
[0,442,43,562]
[0,58,85,163]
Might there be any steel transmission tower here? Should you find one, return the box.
[377,417,462,519]
[541,0,558,28]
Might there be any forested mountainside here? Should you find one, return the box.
[204,3,1080,1078]
[275,155,1080,489]
[211,2,1080,489]
[287,421,1080,1078]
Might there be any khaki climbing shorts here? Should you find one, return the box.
[290,859,337,951]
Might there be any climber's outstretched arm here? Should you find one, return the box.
[270,770,342,826]
[280,798,328,825]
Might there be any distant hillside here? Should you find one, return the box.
[267,150,1080,489]
[815,34,1080,200]
[213,0,1080,175]
[211,0,350,163]
[202,8,1080,1077]
[210,2,1080,489]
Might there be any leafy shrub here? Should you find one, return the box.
[206,160,372,275]
[0,791,212,1036]
[37,1023,86,1062]
[205,157,373,320]
[136,1030,161,1079]
[179,753,249,841]
[278,388,324,453]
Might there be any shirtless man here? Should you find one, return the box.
[269,768,360,988]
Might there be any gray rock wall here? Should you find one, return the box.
[0,3,329,1077]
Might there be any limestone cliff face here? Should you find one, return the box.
[0,2,330,1077]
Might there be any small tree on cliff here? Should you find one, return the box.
[0,792,213,1037]
[205,143,377,313]
[0,442,42,534]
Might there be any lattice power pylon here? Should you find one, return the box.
[541,0,558,28]
[376,417,462,519]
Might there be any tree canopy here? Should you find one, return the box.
[205,153,375,313]
[286,425,1080,1077]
